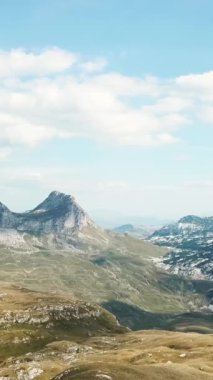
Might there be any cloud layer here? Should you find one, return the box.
[0,47,212,153]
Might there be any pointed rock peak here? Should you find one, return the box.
[48,191,73,200]
[32,191,76,213]
[0,191,93,235]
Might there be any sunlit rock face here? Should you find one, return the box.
[0,191,93,235]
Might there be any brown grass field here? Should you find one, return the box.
[0,284,212,380]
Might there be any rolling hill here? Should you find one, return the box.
[0,285,212,380]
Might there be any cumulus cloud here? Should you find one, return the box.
[176,71,213,97]
[0,48,77,77]
[80,58,107,73]
[0,48,212,152]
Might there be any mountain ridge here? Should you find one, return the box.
[0,195,212,327]
[149,214,213,282]
[113,223,162,238]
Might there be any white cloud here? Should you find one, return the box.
[93,73,161,96]
[80,58,107,73]
[176,71,213,93]
[0,147,12,160]
[0,48,212,152]
[0,48,77,77]
[97,181,128,191]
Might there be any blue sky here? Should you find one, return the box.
[0,0,213,225]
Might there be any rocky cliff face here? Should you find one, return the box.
[149,215,213,281]
[0,191,93,235]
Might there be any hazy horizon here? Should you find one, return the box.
[1,189,212,229]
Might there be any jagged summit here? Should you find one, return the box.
[32,191,75,212]
[32,191,76,214]
[0,191,93,235]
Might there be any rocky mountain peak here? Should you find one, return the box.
[32,191,75,213]
[0,191,93,235]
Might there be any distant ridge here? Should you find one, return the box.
[113,223,159,238]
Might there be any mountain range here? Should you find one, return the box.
[0,192,212,321]
[0,192,213,379]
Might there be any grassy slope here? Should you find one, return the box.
[0,284,125,361]
[52,329,213,380]
[0,245,209,314]
[0,285,212,380]
[1,326,213,379]
[0,229,212,333]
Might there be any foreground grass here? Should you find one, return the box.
[1,330,213,380]
[0,284,212,380]
[51,330,213,380]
